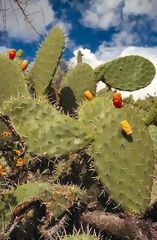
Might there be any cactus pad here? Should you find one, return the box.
[2,97,92,157]
[30,25,65,96]
[92,107,155,214]
[150,177,157,205]
[0,55,29,105]
[94,56,156,91]
[78,96,113,136]
[148,125,157,158]
[0,182,87,230]
[63,234,99,240]
[63,63,96,103]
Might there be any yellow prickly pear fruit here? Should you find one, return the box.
[17,49,24,58]
[21,60,29,71]
[121,120,133,135]
[84,90,94,101]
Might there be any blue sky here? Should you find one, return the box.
[0,0,157,99]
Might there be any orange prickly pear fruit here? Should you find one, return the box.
[21,60,29,71]
[121,120,133,135]
[113,92,123,108]
[84,90,94,101]
[9,49,16,60]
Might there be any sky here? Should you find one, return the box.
[0,0,157,99]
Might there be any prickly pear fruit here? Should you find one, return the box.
[21,60,29,71]
[9,49,16,60]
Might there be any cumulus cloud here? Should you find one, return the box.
[81,0,157,30]
[0,0,55,42]
[69,47,104,68]
[81,0,122,30]
[69,45,157,100]
[80,0,157,48]
[123,0,157,16]
[0,46,9,54]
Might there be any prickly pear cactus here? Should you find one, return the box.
[0,55,30,106]
[94,55,156,91]
[62,63,96,103]
[63,233,99,240]
[148,125,157,158]
[2,96,92,157]
[0,182,50,230]
[92,106,155,214]
[30,25,65,97]
[0,182,87,231]
[78,96,113,136]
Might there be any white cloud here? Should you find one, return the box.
[0,0,55,42]
[69,45,157,100]
[123,0,157,17]
[81,0,122,30]
[81,0,157,31]
[69,48,104,68]
[0,46,9,54]
[111,31,140,46]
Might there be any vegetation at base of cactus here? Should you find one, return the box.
[0,181,50,231]
[94,55,156,91]
[2,96,93,157]
[0,55,30,106]
[30,25,65,97]
[62,63,96,105]
[0,182,87,233]
[92,107,155,214]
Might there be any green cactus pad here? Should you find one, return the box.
[0,182,87,230]
[2,97,92,157]
[94,56,156,91]
[78,96,113,136]
[0,182,50,230]
[30,25,65,97]
[143,108,157,126]
[63,63,96,103]
[92,107,155,214]
[148,125,157,158]
[150,177,157,205]
[0,55,29,106]
[63,234,99,240]
[96,87,113,99]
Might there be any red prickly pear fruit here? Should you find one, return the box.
[9,49,16,60]
[112,92,123,108]
[113,99,123,108]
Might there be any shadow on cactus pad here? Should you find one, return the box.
[59,86,78,115]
